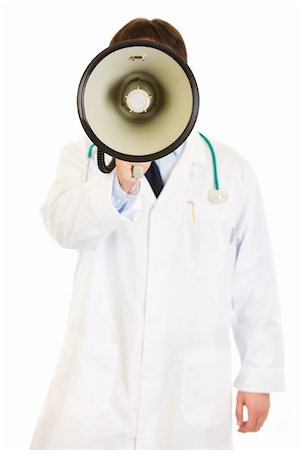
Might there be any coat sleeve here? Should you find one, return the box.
[231,158,285,393]
[40,139,142,249]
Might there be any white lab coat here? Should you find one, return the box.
[29,128,284,450]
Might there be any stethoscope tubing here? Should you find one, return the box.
[86,132,224,201]
[198,132,219,190]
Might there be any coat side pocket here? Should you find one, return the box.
[180,348,232,425]
[50,331,119,419]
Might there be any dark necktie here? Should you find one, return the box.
[145,161,164,197]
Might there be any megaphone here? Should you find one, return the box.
[77,39,199,176]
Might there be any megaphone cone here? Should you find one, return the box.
[77,39,199,172]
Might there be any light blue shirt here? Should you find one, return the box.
[112,142,186,213]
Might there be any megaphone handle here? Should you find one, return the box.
[132,165,144,178]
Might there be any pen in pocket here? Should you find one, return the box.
[187,200,197,223]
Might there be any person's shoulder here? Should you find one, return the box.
[58,135,94,166]
[53,136,96,180]
[209,137,248,165]
[61,135,93,155]
[208,137,261,199]
[208,137,256,177]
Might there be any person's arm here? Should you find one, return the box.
[40,139,142,250]
[231,158,285,393]
[231,159,285,431]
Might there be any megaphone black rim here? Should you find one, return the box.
[77,39,200,162]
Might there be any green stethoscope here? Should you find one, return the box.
[198,132,228,204]
[86,132,228,204]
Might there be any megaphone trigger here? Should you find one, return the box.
[132,165,144,179]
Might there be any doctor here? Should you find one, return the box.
[29,18,285,450]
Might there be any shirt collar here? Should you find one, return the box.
[172,140,186,157]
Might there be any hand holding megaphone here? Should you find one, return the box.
[115,159,151,194]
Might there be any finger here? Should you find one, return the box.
[127,180,140,194]
[235,396,244,426]
[238,416,258,433]
[255,416,266,432]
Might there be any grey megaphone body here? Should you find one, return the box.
[77,39,199,175]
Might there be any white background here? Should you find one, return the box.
[1,0,298,449]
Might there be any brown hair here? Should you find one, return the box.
[109,18,187,62]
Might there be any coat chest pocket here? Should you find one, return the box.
[180,348,231,426]
[183,201,230,275]
[51,331,119,419]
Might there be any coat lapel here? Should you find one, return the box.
[141,129,208,205]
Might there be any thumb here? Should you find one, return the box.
[236,394,244,426]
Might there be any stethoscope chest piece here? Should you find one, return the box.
[208,188,228,204]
